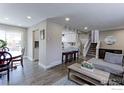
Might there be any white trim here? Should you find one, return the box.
[85,42,91,57]
[23,56,28,59]
[83,39,91,57]
[39,60,61,70]
[39,63,47,70]
[96,41,100,59]
[46,60,61,69]
[26,56,34,61]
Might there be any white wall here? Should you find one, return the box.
[62,31,77,43]
[27,20,63,69]
[91,30,99,43]
[27,20,47,61]
[45,21,63,68]
[78,32,90,56]
[78,32,89,42]
[27,27,33,60]
[38,21,47,67]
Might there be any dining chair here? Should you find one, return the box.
[2,47,10,52]
[0,51,12,83]
[11,48,25,68]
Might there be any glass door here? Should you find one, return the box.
[0,30,22,52]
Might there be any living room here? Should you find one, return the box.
[0,2,124,88]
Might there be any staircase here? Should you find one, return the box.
[87,43,97,58]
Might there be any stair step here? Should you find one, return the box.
[87,54,96,57]
[86,43,97,58]
[88,51,96,54]
[88,50,96,52]
[90,45,97,46]
[90,46,96,48]
[89,48,96,50]
[87,53,96,55]
[88,52,96,54]
[88,49,96,52]
[91,43,97,44]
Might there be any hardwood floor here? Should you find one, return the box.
[0,58,82,85]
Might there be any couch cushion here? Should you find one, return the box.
[87,58,105,63]
[89,58,124,76]
[104,52,123,65]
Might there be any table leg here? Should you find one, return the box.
[74,52,76,60]
[62,54,64,64]
[65,54,68,63]
[77,52,79,59]
[68,69,70,80]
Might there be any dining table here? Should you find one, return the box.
[0,50,22,78]
[9,51,22,69]
[0,50,22,68]
[9,51,22,60]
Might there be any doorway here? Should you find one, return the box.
[33,30,39,61]
[91,30,99,43]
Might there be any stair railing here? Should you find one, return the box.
[83,39,91,57]
[96,41,100,59]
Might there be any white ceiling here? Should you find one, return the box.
[0,3,124,31]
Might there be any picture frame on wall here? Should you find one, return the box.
[40,29,45,40]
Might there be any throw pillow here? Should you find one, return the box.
[104,52,123,65]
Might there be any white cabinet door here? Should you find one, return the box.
[62,32,77,42]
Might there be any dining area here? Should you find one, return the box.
[0,39,25,84]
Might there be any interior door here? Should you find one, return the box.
[33,30,39,61]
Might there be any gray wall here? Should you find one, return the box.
[100,30,124,54]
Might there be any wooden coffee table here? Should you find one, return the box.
[68,63,110,85]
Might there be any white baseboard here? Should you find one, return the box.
[39,60,61,70]
[46,60,61,69]
[39,63,47,70]
[23,56,28,59]
[26,56,34,61]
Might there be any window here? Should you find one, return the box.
[0,30,22,52]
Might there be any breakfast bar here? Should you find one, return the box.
[62,48,79,64]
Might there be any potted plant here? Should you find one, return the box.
[0,39,7,49]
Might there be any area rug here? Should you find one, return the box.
[53,76,88,85]
[108,74,124,85]
[53,74,124,85]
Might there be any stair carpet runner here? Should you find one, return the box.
[87,43,97,58]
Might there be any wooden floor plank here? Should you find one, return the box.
[0,58,82,85]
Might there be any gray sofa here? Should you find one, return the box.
[88,52,124,76]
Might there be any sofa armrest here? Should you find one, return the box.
[123,66,124,72]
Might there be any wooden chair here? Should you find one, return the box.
[2,47,9,52]
[0,51,12,83]
[11,48,25,68]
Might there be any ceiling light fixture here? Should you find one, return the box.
[26,16,32,19]
[18,24,22,26]
[84,27,88,30]
[4,18,9,20]
[65,17,70,21]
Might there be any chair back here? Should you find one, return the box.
[2,47,10,52]
[0,51,12,69]
[21,48,25,56]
